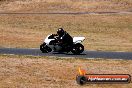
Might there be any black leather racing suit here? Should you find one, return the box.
[58,31,73,46]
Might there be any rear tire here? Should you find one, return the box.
[71,43,84,54]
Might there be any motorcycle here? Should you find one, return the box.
[40,34,85,54]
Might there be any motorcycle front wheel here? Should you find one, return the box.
[40,43,52,53]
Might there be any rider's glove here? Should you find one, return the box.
[52,34,58,36]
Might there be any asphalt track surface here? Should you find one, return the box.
[0,48,132,60]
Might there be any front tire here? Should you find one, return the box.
[40,43,52,53]
[71,43,84,54]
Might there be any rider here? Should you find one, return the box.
[56,28,73,47]
[49,28,73,52]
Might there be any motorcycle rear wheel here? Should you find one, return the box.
[71,43,84,54]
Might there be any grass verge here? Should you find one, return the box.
[0,54,131,88]
[0,14,132,51]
